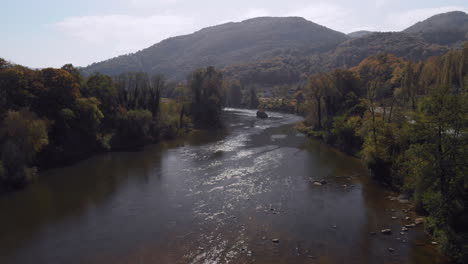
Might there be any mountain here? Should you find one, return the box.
[404,11,468,46]
[348,30,374,38]
[404,11,468,33]
[82,11,468,87]
[222,32,448,87]
[82,17,348,80]
[322,32,448,68]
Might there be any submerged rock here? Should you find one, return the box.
[381,229,392,234]
[415,218,424,225]
[256,110,268,119]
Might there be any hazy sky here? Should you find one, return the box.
[2,0,467,68]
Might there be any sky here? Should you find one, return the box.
[1,0,467,68]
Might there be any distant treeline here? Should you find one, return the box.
[297,44,467,262]
[0,60,225,191]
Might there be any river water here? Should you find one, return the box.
[0,109,446,264]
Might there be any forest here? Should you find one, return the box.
[295,44,468,261]
[0,61,224,191]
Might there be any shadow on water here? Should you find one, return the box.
[0,129,226,263]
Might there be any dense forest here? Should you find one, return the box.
[0,60,225,192]
[296,44,468,262]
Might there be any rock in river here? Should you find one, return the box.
[381,229,392,235]
[272,238,280,243]
[415,218,424,225]
[256,110,268,119]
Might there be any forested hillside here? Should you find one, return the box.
[404,11,468,46]
[222,32,449,88]
[82,17,348,80]
[82,11,468,92]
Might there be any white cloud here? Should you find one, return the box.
[285,3,362,32]
[56,14,197,54]
[224,2,357,32]
[384,6,468,31]
[236,8,271,21]
[49,2,468,67]
[126,0,182,8]
[375,0,388,8]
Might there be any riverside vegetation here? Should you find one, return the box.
[0,62,224,192]
[296,44,468,262]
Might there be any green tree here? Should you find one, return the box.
[403,85,467,259]
[38,68,81,118]
[401,61,418,110]
[112,109,153,148]
[249,87,259,109]
[306,73,331,129]
[227,80,242,107]
[84,73,118,130]
[188,66,224,128]
[0,109,49,187]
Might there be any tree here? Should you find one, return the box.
[73,97,104,135]
[1,109,49,159]
[0,66,38,115]
[401,61,417,110]
[112,109,153,148]
[84,73,118,130]
[188,66,224,128]
[249,87,259,109]
[226,80,242,107]
[403,84,467,259]
[38,68,81,118]
[0,109,49,187]
[61,64,82,83]
[306,73,331,129]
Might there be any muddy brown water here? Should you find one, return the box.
[0,109,446,264]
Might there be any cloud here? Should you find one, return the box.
[126,0,182,8]
[235,8,271,21]
[285,3,362,32]
[375,0,388,8]
[384,6,468,31]
[223,3,362,33]
[56,14,197,54]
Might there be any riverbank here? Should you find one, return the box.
[0,108,447,264]
[0,125,194,195]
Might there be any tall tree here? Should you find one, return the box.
[249,87,259,109]
[188,66,224,128]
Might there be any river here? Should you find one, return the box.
[0,108,446,264]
